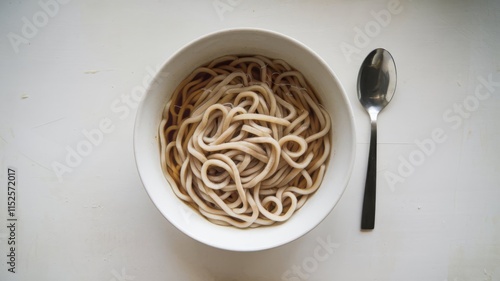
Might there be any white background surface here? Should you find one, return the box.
[1,0,500,280]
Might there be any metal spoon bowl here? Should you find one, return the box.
[358,48,397,230]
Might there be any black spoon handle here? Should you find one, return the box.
[361,117,377,230]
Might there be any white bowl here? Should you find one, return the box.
[134,28,355,251]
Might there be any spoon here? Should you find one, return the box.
[358,48,397,230]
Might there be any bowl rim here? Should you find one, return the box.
[133,27,356,251]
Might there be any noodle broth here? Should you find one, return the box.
[159,55,331,228]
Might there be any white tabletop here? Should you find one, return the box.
[1,0,499,280]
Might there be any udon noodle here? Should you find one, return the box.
[159,55,331,228]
